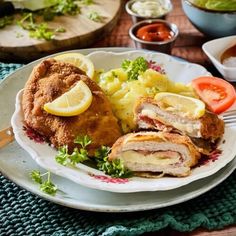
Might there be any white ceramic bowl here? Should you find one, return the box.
[202,35,236,82]
[125,0,173,23]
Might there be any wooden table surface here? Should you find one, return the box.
[92,0,236,235]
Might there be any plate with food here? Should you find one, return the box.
[11,50,236,193]
[0,140,235,212]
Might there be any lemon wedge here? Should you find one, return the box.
[54,53,95,79]
[44,80,92,117]
[155,92,205,119]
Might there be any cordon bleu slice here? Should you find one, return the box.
[109,131,201,177]
[134,97,224,141]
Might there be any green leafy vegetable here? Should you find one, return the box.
[121,56,148,80]
[0,16,14,29]
[79,0,94,5]
[55,145,89,166]
[95,146,132,178]
[87,11,103,22]
[17,13,55,40]
[55,27,66,32]
[51,0,81,16]
[30,170,43,184]
[193,0,236,11]
[30,170,57,195]
[0,0,96,41]
[74,135,92,148]
[55,136,132,178]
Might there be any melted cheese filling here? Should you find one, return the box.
[119,150,181,166]
[141,109,201,137]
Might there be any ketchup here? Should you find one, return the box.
[136,23,174,42]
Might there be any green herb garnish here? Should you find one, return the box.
[121,56,148,81]
[51,0,80,16]
[0,16,14,29]
[74,135,92,148]
[30,170,57,195]
[87,11,103,22]
[95,146,132,178]
[0,0,94,41]
[55,136,132,178]
[55,145,89,166]
[79,0,94,5]
[17,13,55,40]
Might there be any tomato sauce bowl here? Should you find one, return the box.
[129,19,179,54]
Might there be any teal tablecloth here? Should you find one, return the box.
[0,62,236,235]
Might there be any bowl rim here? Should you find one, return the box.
[183,0,236,14]
[202,36,236,72]
[129,19,179,45]
[125,0,173,18]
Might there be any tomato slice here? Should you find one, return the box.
[191,76,236,114]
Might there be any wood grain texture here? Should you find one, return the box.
[0,0,121,61]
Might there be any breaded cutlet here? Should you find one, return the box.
[22,58,122,154]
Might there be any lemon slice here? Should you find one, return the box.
[44,80,92,117]
[54,53,95,79]
[155,92,205,119]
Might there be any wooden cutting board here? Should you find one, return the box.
[0,0,122,62]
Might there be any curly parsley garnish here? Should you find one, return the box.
[74,135,92,148]
[55,136,132,178]
[30,170,57,195]
[95,146,132,178]
[121,56,148,81]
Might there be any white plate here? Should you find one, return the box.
[10,50,236,193]
[0,141,235,212]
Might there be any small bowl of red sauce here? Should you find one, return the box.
[129,19,179,54]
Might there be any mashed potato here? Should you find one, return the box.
[96,68,194,133]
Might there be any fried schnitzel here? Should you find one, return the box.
[22,58,122,154]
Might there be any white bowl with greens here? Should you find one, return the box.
[182,0,236,38]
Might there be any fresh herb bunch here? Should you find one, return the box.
[121,56,148,80]
[30,170,57,195]
[95,146,132,178]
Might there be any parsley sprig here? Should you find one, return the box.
[95,146,132,178]
[30,170,57,195]
[74,135,92,148]
[121,56,148,81]
[55,135,91,166]
[55,136,132,178]
[17,13,56,40]
[88,11,103,22]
